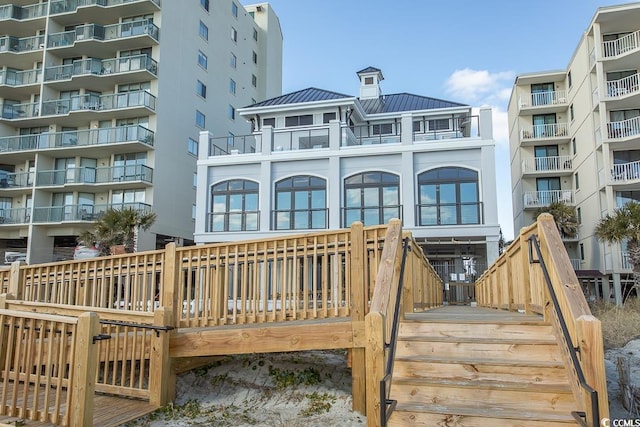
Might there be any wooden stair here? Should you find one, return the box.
[387,308,580,426]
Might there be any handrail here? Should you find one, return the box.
[379,237,409,425]
[528,234,599,427]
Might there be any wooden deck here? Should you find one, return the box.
[406,305,545,322]
[0,394,156,427]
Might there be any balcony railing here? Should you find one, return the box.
[0,125,154,152]
[272,208,328,230]
[523,190,574,208]
[606,73,640,98]
[413,116,478,142]
[416,202,484,226]
[49,0,161,15]
[569,259,581,270]
[621,252,631,270]
[0,69,41,86]
[0,208,30,225]
[0,35,44,53]
[36,164,153,186]
[206,211,260,233]
[0,3,47,20]
[272,127,329,152]
[342,124,401,147]
[611,160,640,183]
[32,202,152,223]
[521,123,569,140]
[48,19,159,48]
[522,155,573,173]
[0,172,31,188]
[519,90,567,108]
[209,134,260,156]
[603,30,640,58]
[342,205,403,228]
[44,54,157,82]
[607,116,640,140]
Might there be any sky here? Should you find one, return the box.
[241,0,633,240]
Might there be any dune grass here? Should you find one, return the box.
[590,298,640,349]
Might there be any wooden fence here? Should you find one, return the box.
[475,213,609,425]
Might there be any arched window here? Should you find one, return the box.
[209,179,259,232]
[274,176,327,230]
[343,171,400,226]
[417,167,480,225]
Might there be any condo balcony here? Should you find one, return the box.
[0,34,45,69]
[32,202,152,223]
[0,68,41,98]
[610,160,640,187]
[0,90,156,123]
[0,125,154,154]
[521,155,573,176]
[47,19,159,57]
[0,3,47,36]
[602,30,640,60]
[49,0,161,24]
[605,73,640,109]
[0,171,31,190]
[343,124,401,146]
[520,123,570,145]
[0,208,30,225]
[36,164,153,188]
[523,189,575,209]
[606,116,640,149]
[44,54,157,91]
[518,90,568,114]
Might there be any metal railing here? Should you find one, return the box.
[48,19,159,48]
[523,190,574,208]
[0,69,41,86]
[0,208,30,225]
[36,164,153,186]
[45,54,157,81]
[611,160,640,183]
[0,125,153,152]
[205,211,260,232]
[0,3,47,20]
[272,127,330,152]
[209,134,260,156]
[606,73,640,98]
[522,155,573,173]
[520,90,567,108]
[0,172,30,188]
[343,124,401,146]
[607,116,640,139]
[271,208,328,230]
[602,30,640,58]
[521,123,569,140]
[342,205,403,228]
[49,0,161,15]
[0,35,45,53]
[32,202,152,223]
[528,235,599,427]
[416,202,484,226]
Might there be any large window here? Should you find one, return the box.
[209,180,259,232]
[285,115,313,127]
[274,176,326,230]
[418,167,480,225]
[344,172,400,226]
[532,114,556,137]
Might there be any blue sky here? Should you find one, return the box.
[242,0,631,239]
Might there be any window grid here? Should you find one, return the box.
[417,167,480,226]
[199,21,208,40]
[343,172,400,227]
[209,180,259,232]
[188,138,198,156]
[274,176,327,230]
[197,50,207,69]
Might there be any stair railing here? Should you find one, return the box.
[379,236,410,426]
[528,234,599,427]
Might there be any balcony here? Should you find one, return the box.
[47,19,159,56]
[36,164,153,187]
[206,211,260,233]
[0,68,41,98]
[209,134,260,156]
[0,4,47,37]
[272,127,329,152]
[621,252,631,270]
[523,190,575,209]
[49,0,161,20]
[0,35,45,69]
[0,125,154,153]
[522,155,573,176]
[518,90,568,114]
[520,123,570,144]
[44,54,157,90]
[570,259,581,270]
[0,208,30,225]
[343,124,400,146]
[605,73,640,109]
[32,202,152,223]
[606,116,640,148]
[602,31,640,72]
[611,160,640,187]
[416,202,484,226]
[0,172,31,189]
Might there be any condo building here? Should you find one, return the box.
[508,2,640,304]
[195,67,501,299]
[0,0,282,264]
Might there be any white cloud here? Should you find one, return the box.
[445,68,514,105]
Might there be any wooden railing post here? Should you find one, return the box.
[150,307,175,406]
[8,261,22,299]
[401,232,413,317]
[162,243,180,326]
[519,227,532,314]
[576,315,610,422]
[349,221,366,414]
[364,311,384,427]
[71,312,100,426]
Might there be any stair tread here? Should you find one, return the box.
[395,354,566,368]
[392,376,572,392]
[398,335,557,345]
[403,316,550,326]
[394,402,577,422]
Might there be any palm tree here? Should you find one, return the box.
[534,201,578,239]
[595,201,640,295]
[78,208,157,255]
